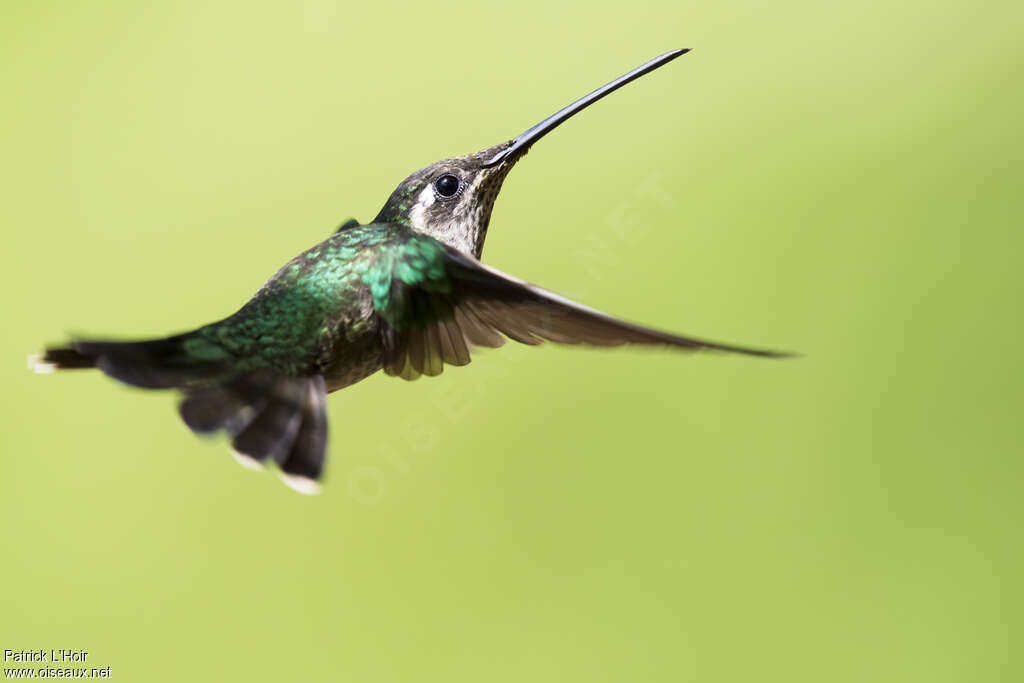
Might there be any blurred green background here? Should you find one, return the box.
[2,1,1021,681]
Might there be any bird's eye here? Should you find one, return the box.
[433,174,461,198]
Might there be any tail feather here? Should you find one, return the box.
[80,336,225,388]
[178,370,328,494]
[231,379,305,466]
[36,347,96,370]
[179,371,273,434]
[36,335,330,494]
[36,335,227,388]
[179,385,248,434]
[280,376,328,481]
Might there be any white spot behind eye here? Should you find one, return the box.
[409,185,436,231]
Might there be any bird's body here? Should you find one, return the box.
[187,222,404,392]
[34,50,791,493]
[165,220,477,392]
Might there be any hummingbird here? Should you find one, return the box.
[32,49,790,495]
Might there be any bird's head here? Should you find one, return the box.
[371,142,519,258]
[373,49,689,258]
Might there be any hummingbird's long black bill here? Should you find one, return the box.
[481,49,690,168]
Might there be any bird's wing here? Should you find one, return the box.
[334,218,361,233]
[370,235,790,381]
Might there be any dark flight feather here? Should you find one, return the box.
[38,346,95,369]
[41,335,228,389]
[41,335,329,484]
[231,378,305,465]
[280,376,328,480]
[379,245,791,380]
[179,384,249,433]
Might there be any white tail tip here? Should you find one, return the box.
[279,473,321,496]
[28,353,56,374]
[231,450,265,471]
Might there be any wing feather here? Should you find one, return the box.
[375,237,791,380]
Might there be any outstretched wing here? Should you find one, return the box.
[370,235,790,381]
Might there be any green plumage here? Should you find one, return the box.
[181,223,451,380]
[35,50,790,493]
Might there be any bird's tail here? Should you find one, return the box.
[178,370,327,493]
[31,335,328,493]
[32,334,226,387]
